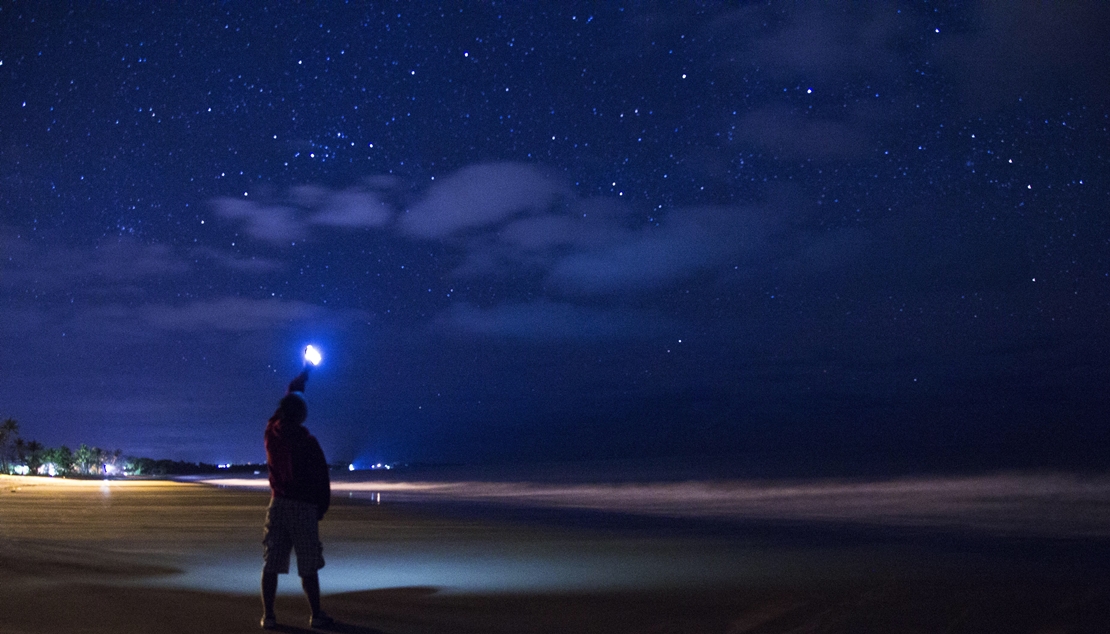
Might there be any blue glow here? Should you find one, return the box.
[138,538,812,596]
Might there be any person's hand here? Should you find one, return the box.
[288,369,309,393]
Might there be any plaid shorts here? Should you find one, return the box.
[262,497,325,576]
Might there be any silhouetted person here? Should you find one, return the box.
[260,368,333,630]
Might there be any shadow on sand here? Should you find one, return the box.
[267,623,388,634]
[271,587,440,634]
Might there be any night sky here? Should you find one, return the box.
[2,4,1109,473]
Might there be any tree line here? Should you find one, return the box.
[0,417,250,477]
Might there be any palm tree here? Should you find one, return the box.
[0,418,19,473]
[25,440,45,475]
[46,445,75,476]
[75,444,96,475]
[13,438,27,472]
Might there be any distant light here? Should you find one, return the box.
[304,345,322,366]
[348,463,355,471]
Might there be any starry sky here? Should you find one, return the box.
[2,3,1109,473]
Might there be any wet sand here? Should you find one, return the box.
[1,474,1109,633]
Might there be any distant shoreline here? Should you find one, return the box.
[199,470,1110,540]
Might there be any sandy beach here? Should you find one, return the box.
[1,474,1109,633]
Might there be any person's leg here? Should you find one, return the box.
[261,499,292,626]
[301,572,322,617]
[261,571,278,619]
[290,501,329,622]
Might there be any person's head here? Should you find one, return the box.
[277,392,308,426]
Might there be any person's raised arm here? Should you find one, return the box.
[287,367,309,394]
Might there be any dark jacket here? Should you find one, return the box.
[265,375,330,517]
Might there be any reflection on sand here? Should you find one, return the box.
[154,540,814,596]
[206,472,1110,538]
[6,473,1110,600]
[4,474,1109,633]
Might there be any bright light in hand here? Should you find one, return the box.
[304,345,322,366]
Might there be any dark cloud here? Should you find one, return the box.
[696,5,916,165]
[548,206,772,295]
[744,6,902,82]
[399,163,572,238]
[212,198,304,244]
[0,232,278,297]
[201,167,787,334]
[188,247,283,274]
[735,108,871,160]
[214,182,395,243]
[398,167,785,299]
[139,297,357,333]
[439,301,665,341]
[308,188,392,229]
[1,234,190,304]
[941,3,1110,110]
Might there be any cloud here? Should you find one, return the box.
[0,306,50,335]
[499,200,630,251]
[188,247,283,273]
[741,6,900,82]
[86,241,192,279]
[940,4,1110,111]
[499,215,588,251]
[447,198,636,278]
[735,108,870,160]
[0,227,34,265]
[197,161,787,339]
[3,228,281,294]
[547,206,771,295]
[139,297,344,332]
[309,188,392,228]
[0,233,191,292]
[215,183,395,243]
[360,174,403,190]
[289,184,330,207]
[392,167,783,300]
[701,7,917,162]
[440,301,665,340]
[549,229,707,293]
[400,162,572,238]
[212,198,305,244]
[201,167,780,310]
